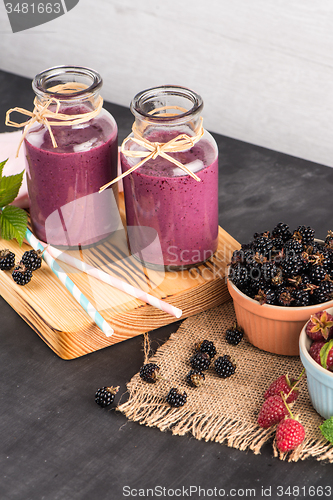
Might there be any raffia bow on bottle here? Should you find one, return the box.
[99,106,205,192]
[5,83,103,157]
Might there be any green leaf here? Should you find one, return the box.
[0,158,8,177]
[0,205,27,246]
[0,170,24,207]
[320,339,333,369]
[320,416,333,444]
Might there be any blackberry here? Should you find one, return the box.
[271,236,284,251]
[95,386,119,407]
[276,287,294,306]
[12,262,32,285]
[281,255,303,278]
[214,355,236,378]
[309,265,329,284]
[166,388,187,407]
[295,225,315,246]
[229,264,249,291]
[247,276,267,297]
[190,351,211,371]
[287,274,310,289]
[311,251,331,271]
[284,238,304,256]
[272,222,291,242]
[252,236,273,256]
[253,230,270,239]
[312,280,333,304]
[0,249,15,270]
[225,323,244,345]
[186,369,205,388]
[255,287,276,305]
[230,248,253,265]
[195,339,216,359]
[261,261,281,283]
[139,363,160,383]
[292,288,310,307]
[21,249,43,271]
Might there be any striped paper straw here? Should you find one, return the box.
[25,228,114,338]
[40,241,182,319]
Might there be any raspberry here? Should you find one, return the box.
[166,388,187,408]
[257,395,289,428]
[276,416,305,452]
[214,355,236,378]
[186,369,205,388]
[21,249,43,271]
[264,374,299,404]
[195,339,216,359]
[305,311,333,341]
[309,340,326,365]
[225,323,244,345]
[95,386,119,407]
[12,262,32,286]
[139,363,160,383]
[190,351,211,371]
[0,249,15,270]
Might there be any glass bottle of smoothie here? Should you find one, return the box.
[120,85,219,270]
[24,65,119,247]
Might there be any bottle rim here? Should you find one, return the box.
[32,65,103,100]
[130,85,203,123]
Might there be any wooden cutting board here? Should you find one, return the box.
[0,196,240,359]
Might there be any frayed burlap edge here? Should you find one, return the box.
[119,385,274,455]
[118,302,333,463]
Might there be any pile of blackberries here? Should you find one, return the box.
[229,223,333,307]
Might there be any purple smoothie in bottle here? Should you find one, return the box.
[25,108,118,247]
[24,66,119,247]
[121,135,218,269]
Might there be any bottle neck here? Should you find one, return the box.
[33,66,103,114]
[130,85,203,141]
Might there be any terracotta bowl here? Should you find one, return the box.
[227,278,333,356]
[299,310,333,419]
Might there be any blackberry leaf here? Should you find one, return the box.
[0,170,24,207]
[0,205,28,246]
[0,159,8,178]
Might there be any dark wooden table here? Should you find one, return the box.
[1,69,333,500]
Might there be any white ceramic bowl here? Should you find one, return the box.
[299,307,333,419]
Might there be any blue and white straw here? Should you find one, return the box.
[39,241,182,319]
[25,228,114,337]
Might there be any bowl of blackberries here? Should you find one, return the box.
[227,222,333,356]
[299,308,333,419]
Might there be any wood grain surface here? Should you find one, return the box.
[0,200,240,359]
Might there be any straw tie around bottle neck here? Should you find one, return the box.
[5,82,103,156]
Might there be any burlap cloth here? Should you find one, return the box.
[118,301,333,462]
